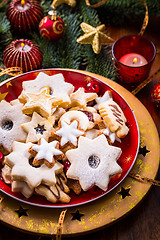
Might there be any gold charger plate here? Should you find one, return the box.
[0,70,159,237]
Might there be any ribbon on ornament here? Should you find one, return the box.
[85,0,148,35]
[129,173,160,186]
[0,67,23,77]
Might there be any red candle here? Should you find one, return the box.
[112,35,156,84]
[6,0,43,33]
[3,39,43,72]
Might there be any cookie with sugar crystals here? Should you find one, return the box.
[21,112,55,143]
[22,72,74,107]
[4,141,63,189]
[0,100,31,153]
[99,99,129,138]
[29,138,63,168]
[19,86,62,118]
[66,134,122,191]
[70,87,98,108]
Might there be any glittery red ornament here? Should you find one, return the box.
[39,10,65,41]
[3,39,43,72]
[6,0,43,33]
[151,83,160,108]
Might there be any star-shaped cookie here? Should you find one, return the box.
[19,86,62,118]
[0,100,31,152]
[21,112,55,143]
[30,138,63,168]
[51,0,76,8]
[66,134,122,191]
[4,141,63,188]
[54,120,84,147]
[70,87,98,108]
[77,22,114,54]
[21,72,74,107]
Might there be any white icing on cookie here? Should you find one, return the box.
[55,120,84,146]
[31,138,63,163]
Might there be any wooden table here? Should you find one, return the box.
[0,17,160,240]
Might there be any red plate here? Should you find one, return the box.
[0,69,140,208]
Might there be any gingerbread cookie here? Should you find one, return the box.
[99,100,129,138]
[66,134,122,191]
[19,86,62,118]
[21,112,55,143]
[29,138,63,168]
[22,72,74,107]
[0,100,31,153]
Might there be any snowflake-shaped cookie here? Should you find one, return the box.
[19,86,62,118]
[54,120,84,147]
[4,141,63,188]
[66,134,122,191]
[21,112,55,143]
[0,100,31,152]
[22,72,74,107]
[30,138,63,168]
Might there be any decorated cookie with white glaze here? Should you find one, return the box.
[0,100,31,153]
[4,141,63,189]
[66,134,122,191]
[53,120,84,147]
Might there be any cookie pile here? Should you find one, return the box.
[0,72,129,204]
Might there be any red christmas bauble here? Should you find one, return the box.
[151,83,160,108]
[3,39,43,72]
[6,0,43,33]
[39,10,65,41]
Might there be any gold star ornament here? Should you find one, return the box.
[51,0,76,8]
[77,22,114,54]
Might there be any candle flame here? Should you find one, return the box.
[21,43,25,47]
[133,57,137,63]
[21,0,25,5]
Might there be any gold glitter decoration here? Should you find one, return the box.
[51,0,76,8]
[77,22,114,54]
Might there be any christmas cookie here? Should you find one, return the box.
[60,110,90,131]
[18,86,63,118]
[53,120,84,147]
[94,90,113,109]
[99,99,129,138]
[0,100,31,153]
[29,138,63,168]
[22,72,74,107]
[2,164,12,184]
[21,112,55,143]
[4,141,63,189]
[70,87,98,108]
[66,134,122,191]
[35,172,70,203]
[11,180,34,199]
